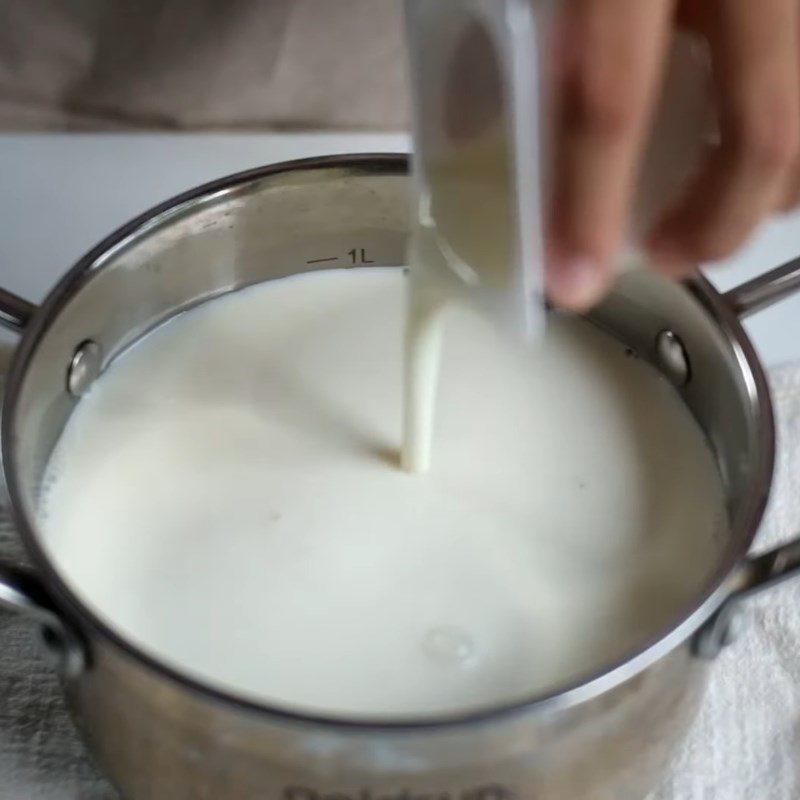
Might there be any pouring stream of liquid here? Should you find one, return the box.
[402,1,550,473]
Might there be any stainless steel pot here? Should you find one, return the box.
[1,154,800,800]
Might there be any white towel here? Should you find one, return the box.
[649,364,800,800]
[1,353,799,800]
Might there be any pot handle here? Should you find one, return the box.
[723,254,800,318]
[1,563,65,626]
[0,287,37,334]
[695,256,800,658]
[694,542,800,659]
[726,255,800,600]
[0,290,85,674]
[734,541,800,598]
[0,562,87,676]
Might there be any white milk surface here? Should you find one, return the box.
[39,268,726,719]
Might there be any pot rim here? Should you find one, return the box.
[1,153,775,732]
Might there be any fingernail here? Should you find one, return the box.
[547,255,608,312]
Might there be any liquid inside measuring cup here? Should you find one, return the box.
[402,132,543,474]
[38,267,727,719]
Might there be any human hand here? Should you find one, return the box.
[547,0,800,311]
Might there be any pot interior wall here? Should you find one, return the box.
[7,160,766,603]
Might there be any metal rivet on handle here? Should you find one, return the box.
[655,330,691,386]
[719,608,748,648]
[67,340,102,397]
[693,605,748,659]
[39,624,86,678]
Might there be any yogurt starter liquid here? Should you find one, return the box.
[39,267,726,718]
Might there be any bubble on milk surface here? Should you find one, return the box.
[422,625,477,667]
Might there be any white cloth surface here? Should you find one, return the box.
[0,342,111,800]
[0,350,799,800]
[649,363,800,800]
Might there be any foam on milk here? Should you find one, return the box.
[39,268,726,719]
